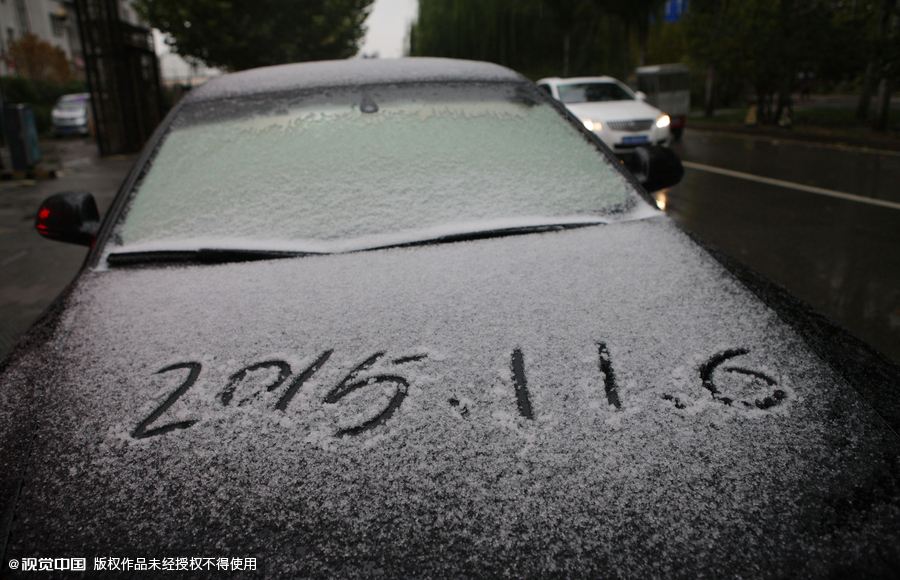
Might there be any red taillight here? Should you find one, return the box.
[36,207,51,232]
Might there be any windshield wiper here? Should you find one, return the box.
[361,222,607,252]
[106,248,321,267]
[106,223,606,265]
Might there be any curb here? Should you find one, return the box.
[0,169,58,181]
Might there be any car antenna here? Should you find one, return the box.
[360,94,379,114]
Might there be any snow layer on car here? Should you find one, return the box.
[184,58,525,103]
[4,217,899,578]
[114,87,641,252]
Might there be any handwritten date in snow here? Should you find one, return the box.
[133,352,422,440]
[132,346,781,440]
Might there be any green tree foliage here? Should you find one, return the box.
[685,0,874,122]
[645,21,688,67]
[597,0,666,66]
[409,0,641,80]
[134,0,374,71]
[857,0,899,128]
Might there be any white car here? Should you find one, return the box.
[50,93,91,137]
[537,76,671,154]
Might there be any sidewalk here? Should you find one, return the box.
[688,93,900,153]
[0,140,137,358]
[0,136,103,184]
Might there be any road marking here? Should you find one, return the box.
[682,160,900,211]
[0,250,27,267]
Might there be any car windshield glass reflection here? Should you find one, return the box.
[57,102,87,111]
[558,83,634,104]
[112,83,638,254]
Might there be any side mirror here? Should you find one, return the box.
[635,91,647,101]
[628,146,684,194]
[35,191,100,246]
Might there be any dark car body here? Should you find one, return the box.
[2,58,899,579]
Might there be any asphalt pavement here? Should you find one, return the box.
[0,137,137,357]
[667,129,900,365]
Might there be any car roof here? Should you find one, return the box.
[183,57,528,104]
[635,63,691,74]
[58,93,90,102]
[537,76,624,86]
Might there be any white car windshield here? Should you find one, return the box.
[110,82,643,254]
[55,101,87,112]
[557,82,634,104]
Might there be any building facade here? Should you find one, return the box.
[0,0,141,76]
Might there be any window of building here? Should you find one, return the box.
[15,0,30,33]
[51,14,66,36]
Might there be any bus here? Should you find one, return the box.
[636,64,690,141]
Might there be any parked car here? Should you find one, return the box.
[50,93,91,137]
[3,58,899,579]
[537,76,671,155]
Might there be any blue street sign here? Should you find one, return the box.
[665,0,688,23]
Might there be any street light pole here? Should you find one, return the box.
[0,78,6,169]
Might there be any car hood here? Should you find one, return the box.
[2,217,898,578]
[565,99,662,123]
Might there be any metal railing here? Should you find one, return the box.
[75,0,164,154]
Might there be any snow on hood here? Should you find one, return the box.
[2,217,898,577]
[565,99,664,123]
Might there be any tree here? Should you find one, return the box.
[595,0,666,67]
[3,34,73,83]
[856,0,899,131]
[543,0,591,76]
[134,0,375,71]
[410,0,633,80]
[683,0,744,116]
[685,0,870,123]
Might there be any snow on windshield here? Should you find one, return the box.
[112,84,639,254]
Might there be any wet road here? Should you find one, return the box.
[0,138,136,356]
[666,130,900,364]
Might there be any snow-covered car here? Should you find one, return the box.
[537,76,671,154]
[50,93,91,137]
[3,58,899,578]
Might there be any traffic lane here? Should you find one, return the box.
[680,160,900,211]
[671,130,900,205]
[0,155,137,358]
[660,166,900,365]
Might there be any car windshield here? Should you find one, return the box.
[109,82,643,255]
[557,82,634,104]
[56,100,87,111]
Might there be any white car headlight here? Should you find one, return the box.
[582,119,601,132]
[656,114,671,129]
